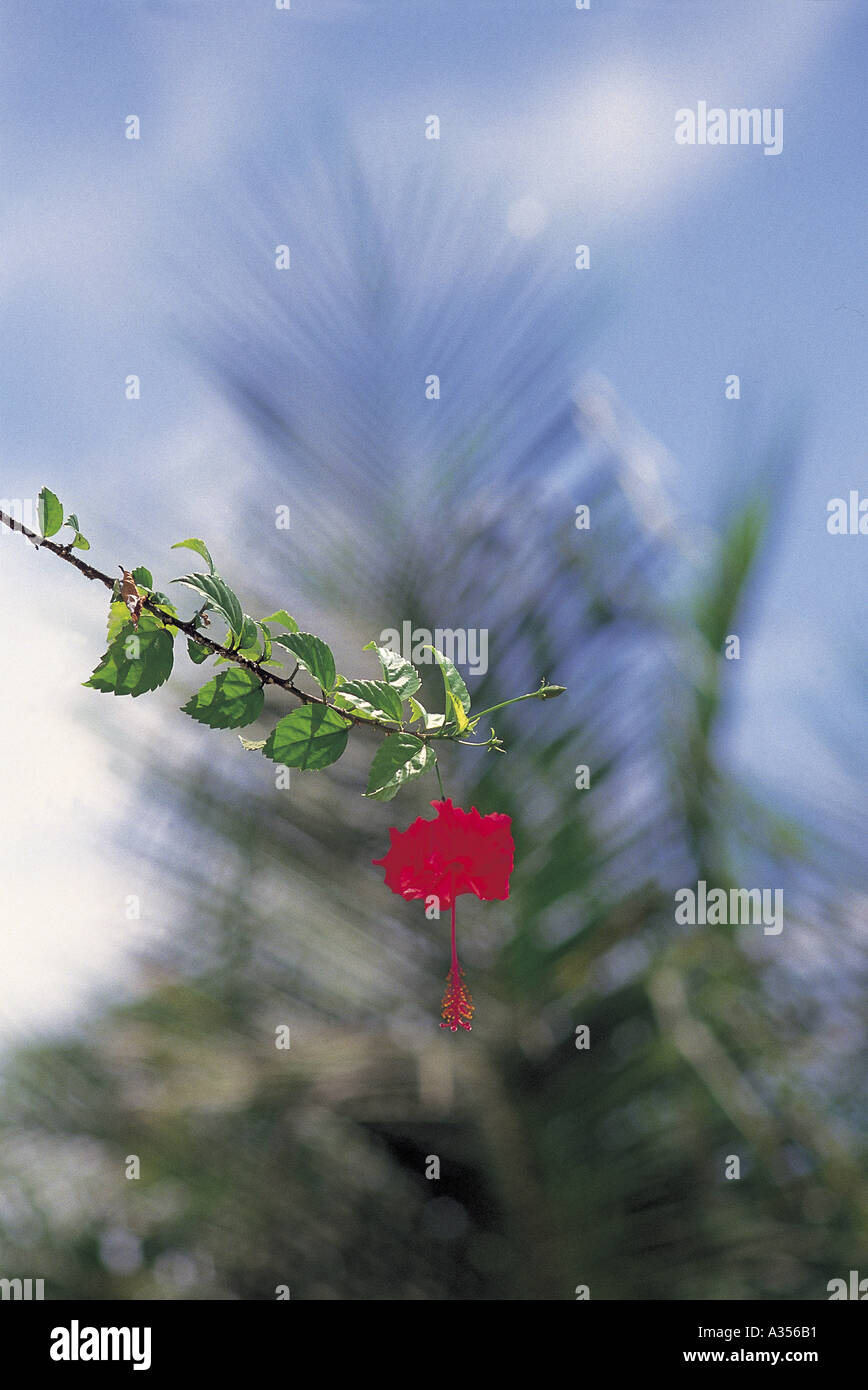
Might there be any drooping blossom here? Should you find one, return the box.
[373,798,514,1031]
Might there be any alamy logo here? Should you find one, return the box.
[50,1321,152,1371]
[675,102,783,156]
[0,497,38,539]
[827,491,868,535]
[379,621,488,676]
[675,881,783,935]
[0,1277,44,1300]
[828,1271,868,1300]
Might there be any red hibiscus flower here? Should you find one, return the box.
[373,798,514,1032]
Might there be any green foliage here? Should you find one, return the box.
[407,696,426,724]
[187,638,212,664]
[38,486,63,538]
[64,513,90,550]
[262,705,349,769]
[424,643,471,732]
[107,599,132,644]
[171,537,215,574]
[272,632,337,693]
[263,609,299,632]
[84,622,174,697]
[182,668,264,730]
[333,678,404,723]
[364,732,435,801]
[172,572,244,634]
[363,642,422,699]
[34,489,563,800]
[235,615,259,653]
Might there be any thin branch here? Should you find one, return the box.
[0,509,432,742]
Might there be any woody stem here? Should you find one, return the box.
[0,508,433,743]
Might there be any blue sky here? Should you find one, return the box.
[1,0,865,1035]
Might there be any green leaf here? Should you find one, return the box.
[364,733,435,801]
[258,623,273,661]
[363,641,422,699]
[216,614,265,665]
[182,667,264,730]
[171,538,215,574]
[238,735,267,751]
[172,572,244,634]
[64,514,90,548]
[131,566,153,589]
[84,627,174,698]
[236,615,259,653]
[262,704,349,770]
[406,698,444,733]
[272,632,336,693]
[262,609,299,633]
[187,638,211,665]
[107,599,132,644]
[332,678,404,723]
[107,605,165,645]
[38,487,63,538]
[424,644,471,732]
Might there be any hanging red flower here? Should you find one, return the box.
[373,798,514,1032]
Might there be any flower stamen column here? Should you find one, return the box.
[441,879,474,1031]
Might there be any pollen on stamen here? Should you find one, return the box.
[440,964,474,1032]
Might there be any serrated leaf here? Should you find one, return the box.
[182,667,264,730]
[171,538,215,574]
[272,632,336,693]
[364,733,435,801]
[332,678,404,723]
[172,572,244,635]
[238,736,267,751]
[71,533,90,551]
[66,513,80,531]
[131,566,153,589]
[84,627,174,698]
[363,641,422,699]
[187,638,211,664]
[407,696,426,724]
[262,704,349,769]
[259,622,273,661]
[262,609,299,633]
[38,487,63,538]
[424,644,471,732]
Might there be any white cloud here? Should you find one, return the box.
[0,536,138,1039]
[457,1,852,229]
